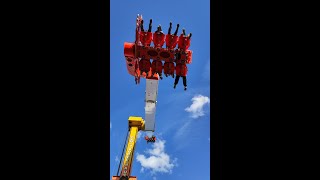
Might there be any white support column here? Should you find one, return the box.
[144,78,159,132]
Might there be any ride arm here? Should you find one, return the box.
[114,116,145,180]
[144,78,158,133]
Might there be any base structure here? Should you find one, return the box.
[112,176,137,180]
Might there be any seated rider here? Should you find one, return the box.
[178,28,192,50]
[151,60,163,80]
[140,19,153,46]
[163,61,175,78]
[139,58,151,76]
[134,72,140,84]
[134,61,140,84]
[165,22,179,49]
[153,25,166,48]
[141,19,152,32]
[173,62,188,91]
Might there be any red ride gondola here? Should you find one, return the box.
[123,15,193,84]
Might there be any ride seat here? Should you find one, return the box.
[139,31,153,46]
[163,62,175,75]
[165,34,179,49]
[151,60,163,74]
[178,34,191,50]
[139,59,151,73]
[153,32,165,48]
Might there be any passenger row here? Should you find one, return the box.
[139,59,188,91]
[139,19,192,51]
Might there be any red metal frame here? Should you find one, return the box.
[123,15,193,82]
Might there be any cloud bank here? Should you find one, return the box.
[136,139,177,174]
[185,95,210,118]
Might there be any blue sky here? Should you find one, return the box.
[110,0,210,179]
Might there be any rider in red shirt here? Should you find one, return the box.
[168,22,180,36]
[151,60,163,79]
[140,19,153,46]
[141,19,152,32]
[163,61,175,78]
[178,29,192,50]
[139,58,151,76]
[153,25,166,48]
[134,60,140,84]
[165,22,179,49]
[174,62,188,91]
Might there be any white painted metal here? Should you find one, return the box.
[144,78,159,131]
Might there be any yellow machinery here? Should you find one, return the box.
[112,116,145,180]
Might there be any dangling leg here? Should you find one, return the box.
[188,33,192,39]
[168,22,172,35]
[159,73,163,80]
[141,19,145,32]
[183,76,187,91]
[182,28,186,36]
[174,75,180,89]
[175,52,181,61]
[174,24,180,36]
[148,19,152,32]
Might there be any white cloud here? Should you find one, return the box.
[174,120,192,139]
[152,177,157,180]
[136,139,177,174]
[115,155,120,163]
[202,59,210,80]
[185,95,210,118]
[140,167,145,173]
